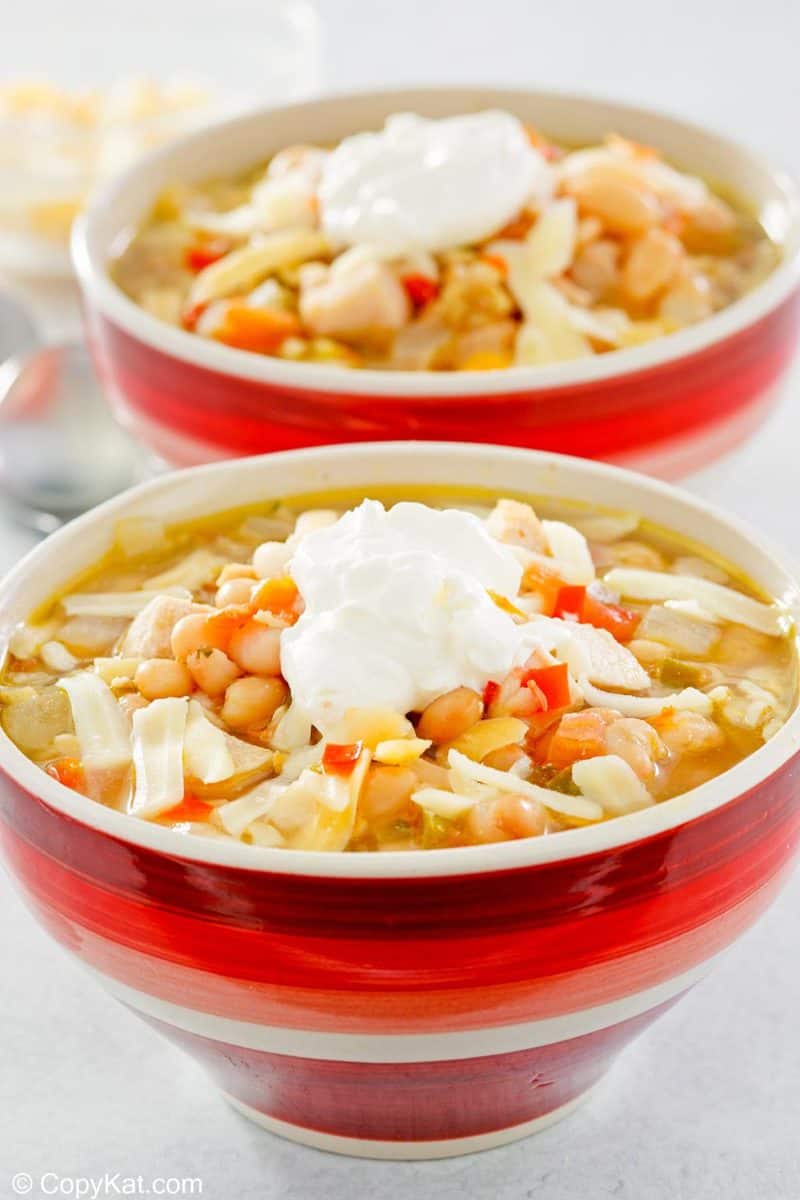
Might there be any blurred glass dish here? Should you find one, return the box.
[0,1,322,276]
[0,77,218,275]
[0,290,157,532]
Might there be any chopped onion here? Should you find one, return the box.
[374,737,432,765]
[287,509,341,550]
[268,773,321,834]
[93,657,143,686]
[672,556,729,585]
[8,620,59,659]
[572,512,640,543]
[41,641,78,673]
[411,787,476,819]
[248,822,287,848]
[514,285,593,365]
[114,517,167,559]
[183,700,235,784]
[276,742,324,782]
[239,510,296,541]
[130,697,188,818]
[330,706,415,748]
[447,749,602,822]
[59,673,132,769]
[491,198,577,304]
[541,520,596,585]
[188,229,330,306]
[62,587,191,618]
[272,703,313,751]
[447,718,527,762]
[284,749,371,851]
[145,550,225,592]
[572,755,654,815]
[637,604,721,656]
[603,568,788,636]
[216,788,276,838]
[663,598,722,624]
[710,680,777,732]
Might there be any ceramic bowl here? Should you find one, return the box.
[1,442,799,1159]
[73,88,800,478]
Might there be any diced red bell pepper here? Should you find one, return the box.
[185,239,232,273]
[160,794,214,824]
[522,662,571,711]
[322,742,363,776]
[553,584,640,643]
[482,680,500,709]
[45,757,85,793]
[553,585,587,621]
[520,562,565,618]
[581,591,641,643]
[402,274,440,307]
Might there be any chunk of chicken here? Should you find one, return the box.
[532,618,650,692]
[486,499,548,554]
[121,595,208,660]
[299,261,411,340]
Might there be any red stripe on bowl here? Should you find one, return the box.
[89,289,800,471]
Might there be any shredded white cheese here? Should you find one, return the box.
[603,568,787,637]
[59,673,132,769]
[448,748,602,822]
[580,680,712,718]
[130,698,188,818]
[62,588,191,619]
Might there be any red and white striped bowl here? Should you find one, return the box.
[1,443,799,1158]
[73,88,800,477]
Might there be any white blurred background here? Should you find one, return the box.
[6,0,800,161]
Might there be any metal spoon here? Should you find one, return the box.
[0,291,157,534]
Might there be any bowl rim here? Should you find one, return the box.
[1,440,799,880]
[72,84,800,400]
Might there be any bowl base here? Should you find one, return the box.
[222,1080,600,1160]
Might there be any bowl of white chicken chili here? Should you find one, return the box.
[1,442,798,1156]
[73,87,800,474]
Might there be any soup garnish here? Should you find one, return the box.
[1,494,794,851]
[112,111,780,372]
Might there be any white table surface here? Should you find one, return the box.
[2,2,800,1196]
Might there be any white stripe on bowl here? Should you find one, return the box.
[89,953,720,1063]
[223,1084,601,1159]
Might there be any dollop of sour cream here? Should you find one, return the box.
[318,111,553,254]
[280,500,531,733]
